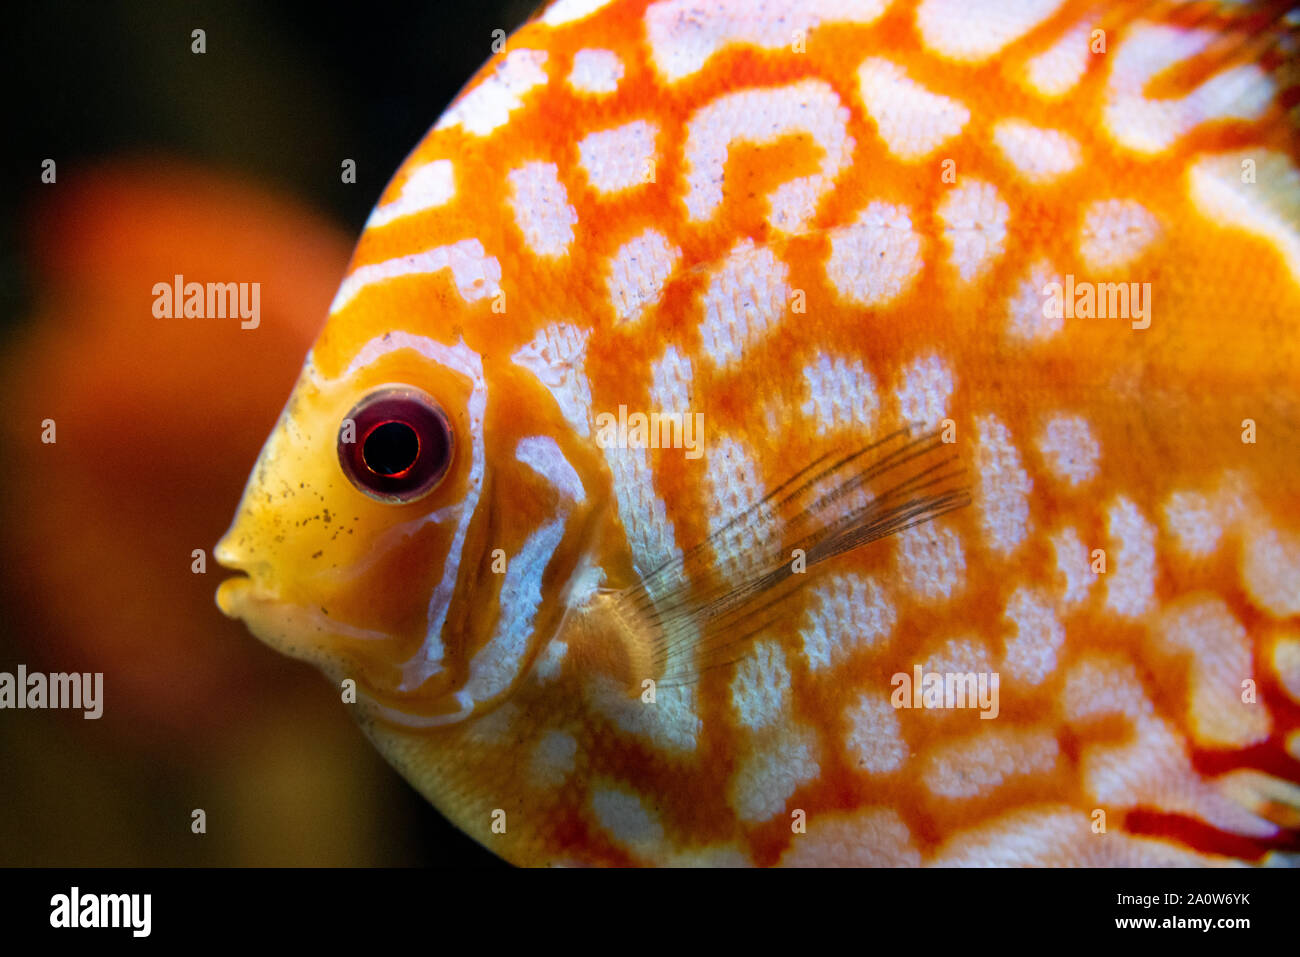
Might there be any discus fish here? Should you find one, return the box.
[216,0,1300,866]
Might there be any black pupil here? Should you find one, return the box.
[363,421,420,476]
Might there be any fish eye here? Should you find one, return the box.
[338,387,453,503]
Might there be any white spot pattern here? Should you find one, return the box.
[1002,587,1065,684]
[366,160,455,228]
[436,49,549,137]
[801,353,878,434]
[992,119,1081,182]
[681,79,853,232]
[922,728,1058,798]
[530,730,578,787]
[1051,526,1095,605]
[590,785,665,851]
[699,240,789,367]
[1105,497,1156,618]
[508,162,578,257]
[1078,199,1161,271]
[897,523,966,602]
[974,416,1033,556]
[856,57,969,160]
[568,48,624,93]
[896,354,954,426]
[800,573,896,672]
[780,809,920,866]
[587,675,701,752]
[936,179,1009,282]
[1243,526,1300,618]
[731,640,791,730]
[607,229,680,324]
[705,436,775,580]
[825,201,924,306]
[916,0,1066,63]
[1038,413,1099,485]
[1006,260,1064,343]
[645,0,888,82]
[579,121,658,194]
[330,238,502,314]
[730,725,820,823]
[1157,598,1271,748]
[1104,23,1272,155]
[1022,22,1093,98]
[649,344,695,416]
[844,692,908,773]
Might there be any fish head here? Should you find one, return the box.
[215,287,610,728]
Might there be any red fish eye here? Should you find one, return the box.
[338,387,453,503]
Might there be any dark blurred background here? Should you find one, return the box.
[1,0,541,866]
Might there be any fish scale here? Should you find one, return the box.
[215,0,1300,866]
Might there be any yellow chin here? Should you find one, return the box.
[215,573,325,665]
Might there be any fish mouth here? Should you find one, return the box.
[214,572,286,645]
[213,570,339,674]
[214,572,254,620]
[213,529,276,621]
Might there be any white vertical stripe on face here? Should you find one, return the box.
[463,517,568,703]
[342,334,487,688]
[516,435,586,503]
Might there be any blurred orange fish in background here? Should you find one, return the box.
[0,158,491,865]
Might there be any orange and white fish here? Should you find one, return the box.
[216,0,1300,866]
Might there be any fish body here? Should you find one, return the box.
[217,0,1300,866]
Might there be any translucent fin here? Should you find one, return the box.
[608,424,970,688]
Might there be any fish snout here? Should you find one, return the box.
[213,528,274,618]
